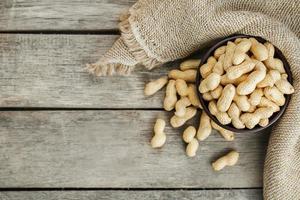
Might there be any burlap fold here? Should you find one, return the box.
[88,0,300,199]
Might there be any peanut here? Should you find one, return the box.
[203,92,214,101]
[209,101,231,125]
[144,76,168,96]
[170,107,197,128]
[212,151,239,171]
[228,103,245,129]
[263,42,285,73]
[211,121,235,141]
[217,84,236,112]
[233,94,251,112]
[232,39,252,65]
[180,59,201,71]
[164,80,178,111]
[175,79,189,96]
[240,107,274,129]
[275,74,295,94]
[168,69,197,82]
[200,56,217,78]
[221,74,248,86]
[259,118,269,127]
[199,73,221,93]
[175,97,191,117]
[186,138,199,157]
[249,89,263,106]
[247,105,257,113]
[257,70,281,88]
[237,59,266,95]
[223,41,236,70]
[183,126,196,143]
[188,84,202,108]
[151,119,167,148]
[212,54,225,75]
[214,46,226,59]
[258,97,280,112]
[211,85,223,99]
[264,86,285,106]
[197,112,212,141]
[249,38,268,61]
[226,60,255,80]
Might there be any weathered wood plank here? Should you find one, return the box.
[0,189,263,200]
[0,110,269,188]
[0,0,135,31]
[0,34,174,108]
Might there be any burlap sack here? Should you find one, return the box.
[87,0,300,199]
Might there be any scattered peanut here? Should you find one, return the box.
[151,119,167,148]
[164,80,178,111]
[175,79,189,96]
[183,126,196,143]
[169,69,197,82]
[212,151,239,171]
[170,107,197,128]
[197,112,212,141]
[144,76,168,96]
[187,84,202,108]
[186,138,199,157]
[175,97,191,117]
[180,59,201,71]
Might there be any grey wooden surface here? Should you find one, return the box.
[0,34,168,108]
[0,190,263,200]
[0,0,267,199]
[0,110,268,188]
[0,0,134,31]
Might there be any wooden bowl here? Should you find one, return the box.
[196,34,293,133]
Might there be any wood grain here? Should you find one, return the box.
[0,34,174,108]
[0,110,269,188]
[0,0,135,31]
[0,190,263,200]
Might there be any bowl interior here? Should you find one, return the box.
[196,34,293,133]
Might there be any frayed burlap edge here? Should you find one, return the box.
[86,8,162,76]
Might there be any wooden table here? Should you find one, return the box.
[0,1,268,199]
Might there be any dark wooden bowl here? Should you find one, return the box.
[196,34,293,133]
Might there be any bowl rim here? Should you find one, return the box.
[196,34,293,133]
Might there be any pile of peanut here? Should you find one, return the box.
[144,59,237,171]
[144,37,294,171]
[199,37,294,129]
